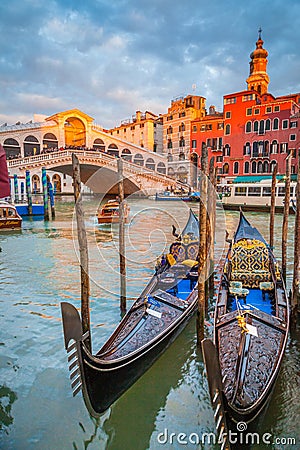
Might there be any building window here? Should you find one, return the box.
[253,121,259,132]
[216,156,223,162]
[252,161,257,173]
[192,140,197,149]
[254,108,260,115]
[130,125,135,130]
[225,124,231,135]
[290,134,296,141]
[252,141,258,157]
[217,122,224,130]
[225,97,236,104]
[233,161,239,174]
[273,118,279,130]
[200,125,205,132]
[274,105,280,112]
[223,163,229,174]
[225,111,231,119]
[290,121,297,128]
[271,140,278,154]
[179,122,185,132]
[246,108,252,116]
[282,120,289,129]
[280,143,288,153]
[167,139,172,149]
[244,142,251,155]
[266,106,272,113]
[224,144,231,156]
[265,119,271,131]
[179,137,185,147]
[244,161,250,173]
[192,125,197,132]
[167,126,173,134]
[246,121,252,133]
[259,120,265,134]
[179,111,186,118]
[243,94,254,101]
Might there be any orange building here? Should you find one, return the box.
[191,30,300,181]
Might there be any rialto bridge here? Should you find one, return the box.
[7,149,187,196]
[2,108,191,196]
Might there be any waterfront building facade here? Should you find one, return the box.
[106,110,163,154]
[190,31,300,182]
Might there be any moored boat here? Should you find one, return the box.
[97,199,130,224]
[61,209,200,417]
[220,176,296,213]
[0,201,22,230]
[202,211,289,426]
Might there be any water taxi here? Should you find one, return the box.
[220,175,297,212]
[0,201,22,230]
[97,199,130,224]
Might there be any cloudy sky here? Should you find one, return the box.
[0,0,299,129]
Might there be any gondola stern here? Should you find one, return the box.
[61,301,83,349]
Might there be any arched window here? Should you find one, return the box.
[224,144,230,156]
[157,162,166,174]
[245,121,252,133]
[24,135,40,156]
[121,148,132,162]
[252,161,257,173]
[223,163,229,174]
[273,118,279,130]
[133,153,144,166]
[263,161,269,173]
[257,161,263,173]
[233,161,239,174]
[52,174,62,193]
[179,137,185,147]
[244,161,250,174]
[167,139,172,149]
[244,142,251,155]
[179,122,185,132]
[252,141,258,157]
[225,124,230,135]
[107,143,119,157]
[43,133,58,151]
[259,120,264,134]
[270,160,277,173]
[145,158,155,170]
[168,167,175,177]
[167,126,173,134]
[253,121,259,132]
[167,153,173,162]
[179,152,185,160]
[3,138,21,159]
[93,138,105,151]
[271,140,278,154]
[32,175,40,193]
[265,119,271,131]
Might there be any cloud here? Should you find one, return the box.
[0,0,299,128]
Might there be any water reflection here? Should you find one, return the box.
[0,385,17,432]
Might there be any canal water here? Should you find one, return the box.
[0,196,299,450]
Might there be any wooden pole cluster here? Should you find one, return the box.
[292,152,300,321]
[282,153,292,284]
[72,153,91,351]
[197,144,209,344]
[269,162,277,250]
[118,158,127,313]
[208,157,216,292]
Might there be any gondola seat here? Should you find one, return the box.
[230,239,271,288]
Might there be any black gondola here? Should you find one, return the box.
[61,209,200,417]
[202,211,289,426]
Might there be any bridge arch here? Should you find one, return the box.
[3,138,21,159]
[24,135,40,157]
[43,133,58,150]
[145,157,155,170]
[64,117,86,147]
[93,138,105,151]
[133,153,144,166]
[121,148,132,162]
[107,143,119,157]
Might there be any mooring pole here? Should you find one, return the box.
[72,153,91,352]
[270,162,277,250]
[197,144,208,345]
[292,152,300,321]
[208,157,216,292]
[42,167,49,221]
[282,153,292,284]
[118,157,126,313]
[13,174,19,203]
[48,181,56,219]
[25,170,33,216]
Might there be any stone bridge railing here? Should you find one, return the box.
[8,150,188,193]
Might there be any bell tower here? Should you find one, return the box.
[246,28,270,95]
